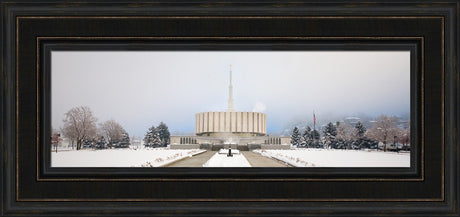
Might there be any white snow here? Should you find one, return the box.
[51,148,205,167]
[203,149,251,167]
[253,149,410,167]
[218,149,240,155]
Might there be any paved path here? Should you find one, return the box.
[165,150,290,167]
[241,151,290,167]
[165,151,217,167]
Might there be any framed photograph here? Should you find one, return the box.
[1,1,458,216]
[50,50,412,168]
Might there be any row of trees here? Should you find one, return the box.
[290,126,321,148]
[57,106,173,150]
[144,122,170,148]
[291,115,410,152]
[60,106,130,150]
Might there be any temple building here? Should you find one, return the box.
[170,65,290,151]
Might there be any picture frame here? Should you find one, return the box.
[1,1,458,216]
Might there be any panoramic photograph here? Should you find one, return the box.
[51,51,411,167]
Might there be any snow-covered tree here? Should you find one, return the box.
[298,136,307,148]
[301,126,312,148]
[355,121,367,138]
[366,115,400,152]
[95,136,106,149]
[144,126,155,148]
[157,122,170,147]
[117,132,130,148]
[311,129,320,148]
[152,130,162,147]
[290,127,301,147]
[336,123,355,149]
[99,119,126,148]
[323,122,337,148]
[349,121,369,150]
[337,123,354,140]
[144,126,162,148]
[62,106,97,150]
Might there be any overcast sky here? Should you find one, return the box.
[52,51,410,138]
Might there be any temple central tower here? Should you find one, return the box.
[227,64,236,112]
[194,64,267,137]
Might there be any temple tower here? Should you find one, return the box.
[227,64,236,112]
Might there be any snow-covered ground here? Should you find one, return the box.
[203,149,251,167]
[51,148,205,167]
[254,149,410,167]
[218,148,240,155]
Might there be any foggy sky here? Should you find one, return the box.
[52,51,410,138]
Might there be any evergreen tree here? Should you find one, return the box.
[290,127,301,146]
[355,121,366,138]
[157,122,171,147]
[324,122,338,137]
[81,139,92,149]
[144,126,156,148]
[311,129,321,148]
[152,130,162,147]
[95,136,106,149]
[118,132,130,148]
[302,127,312,147]
[323,122,337,148]
[351,121,367,150]
[298,137,307,147]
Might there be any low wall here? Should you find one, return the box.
[237,145,249,151]
[261,144,291,150]
[200,143,212,150]
[247,144,261,150]
[211,144,224,151]
[170,143,291,150]
[169,144,200,149]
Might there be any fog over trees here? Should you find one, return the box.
[290,115,410,152]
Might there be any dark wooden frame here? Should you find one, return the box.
[1,1,458,216]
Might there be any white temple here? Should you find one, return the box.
[170,65,290,151]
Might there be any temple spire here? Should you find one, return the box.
[227,64,235,112]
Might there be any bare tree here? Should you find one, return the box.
[336,123,356,149]
[62,106,97,150]
[99,119,125,148]
[366,115,399,152]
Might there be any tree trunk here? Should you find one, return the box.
[77,140,82,150]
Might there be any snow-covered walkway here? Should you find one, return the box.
[203,149,251,167]
[254,149,410,167]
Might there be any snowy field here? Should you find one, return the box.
[254,149,410,167]
[203,149,251,167]
[51,148,205,167]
